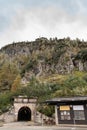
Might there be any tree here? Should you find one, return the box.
[0,62,18,91]
[11,74,21,92]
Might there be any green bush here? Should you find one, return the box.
[38,105,54,117]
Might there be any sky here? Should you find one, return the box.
[0,0,87,48]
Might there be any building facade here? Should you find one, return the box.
[46,96,87,125]
[13,96,37,122]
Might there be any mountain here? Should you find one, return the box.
[0,37,87,114]
[0,37,87,90]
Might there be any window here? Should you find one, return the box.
[59,106,71,120]
[74,110,85,120]
[73,105,85,120]
[60,111,71,120]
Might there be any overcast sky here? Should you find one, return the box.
[0,0,87,48]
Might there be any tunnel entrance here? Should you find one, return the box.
[18,106,31,121]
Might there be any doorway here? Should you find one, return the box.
[18,106,31,121]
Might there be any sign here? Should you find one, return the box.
[73,105,84,110]
[60,106,70,111]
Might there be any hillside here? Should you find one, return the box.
[0,37,87,114]
[0,37,87,89]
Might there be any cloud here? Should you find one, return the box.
[0,0,87,48]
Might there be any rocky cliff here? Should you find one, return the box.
[0,37,87,89]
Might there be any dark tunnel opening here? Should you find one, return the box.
[18,106,31,121]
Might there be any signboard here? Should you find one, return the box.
[73,105,84,110]
[60,106,70,111]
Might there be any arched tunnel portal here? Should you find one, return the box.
[18,106,31,121]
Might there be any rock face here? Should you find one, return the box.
[79,60,84,71]
[84,62,87,71]
[0,37,87,82]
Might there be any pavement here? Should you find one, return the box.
[0,122,87,130]
[58,124,87,128]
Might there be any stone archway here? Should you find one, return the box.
[14,96,37,122]
[18,106,31,121]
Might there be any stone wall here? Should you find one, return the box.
[14,96,37,121]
